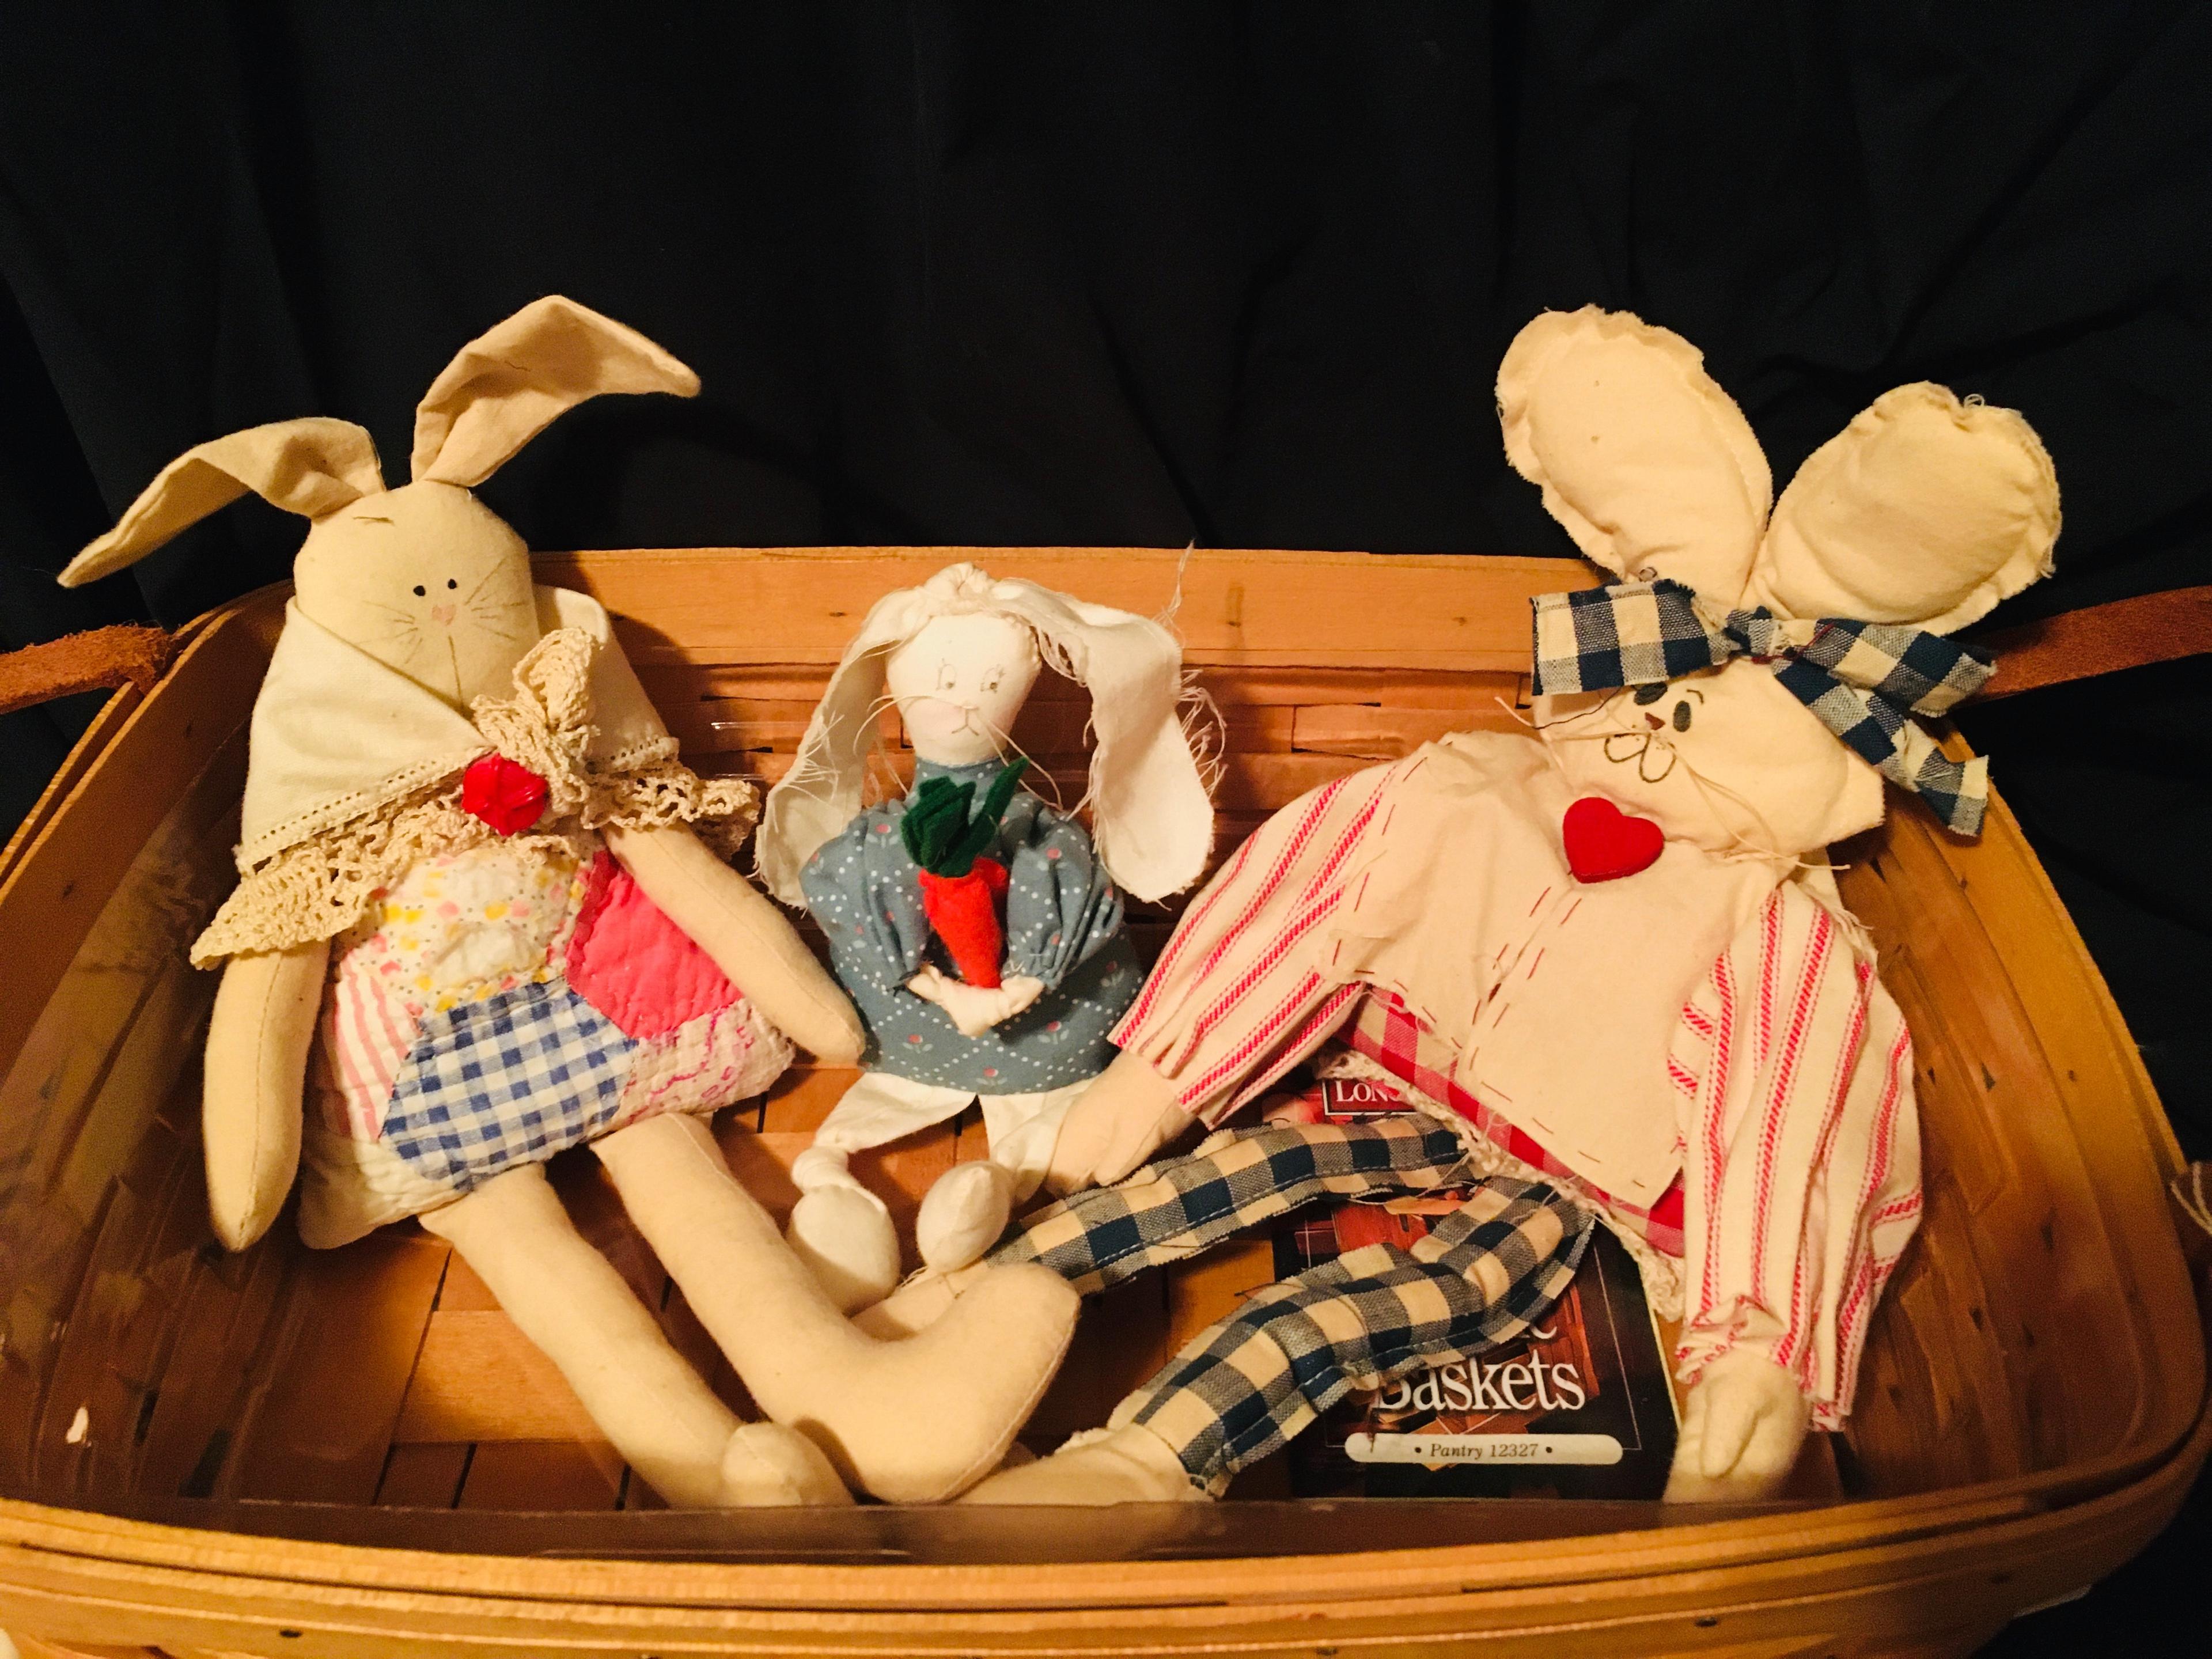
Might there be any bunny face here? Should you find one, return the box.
[886,611,1041,767]
[293,482,537,708]
[1540,659,1883,857]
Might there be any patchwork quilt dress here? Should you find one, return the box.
[189,586,792,1249]
[301,835,789,1247]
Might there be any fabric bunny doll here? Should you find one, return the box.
[1013,306,2059,1502]
[755,564,1213,1310]
[57,298,1078,1508]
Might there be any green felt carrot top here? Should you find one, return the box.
[899,759,1031,877]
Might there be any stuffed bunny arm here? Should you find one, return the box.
[1000,804,1123,985]
[605,823,866,1064]
[1666,879,1921,1498]
[1663,1348,1811,1502]
[201,940,330,1249]
[806,808,935,990]
[906,964,1046,1036]
[1041,760,1416,1195]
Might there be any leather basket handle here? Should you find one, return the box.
[0,624,177,718]
[1971,585,2212,702]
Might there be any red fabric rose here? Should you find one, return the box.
[460,754,550,836]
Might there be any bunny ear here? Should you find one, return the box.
[409,295,700,487]
[1498,308,1772,602]
[59,418,383,588]
[1748,383,2058,633]
[988,577,1213,902]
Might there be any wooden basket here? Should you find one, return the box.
[1,548,2202,1659]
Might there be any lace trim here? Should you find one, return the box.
[192,629,756,964]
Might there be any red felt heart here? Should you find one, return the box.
[1562,794,1665,884]
[460,753,550,836]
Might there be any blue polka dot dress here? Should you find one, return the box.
[800,759,1140,1093]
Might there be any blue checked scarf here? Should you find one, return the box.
[1530,578,1995,836]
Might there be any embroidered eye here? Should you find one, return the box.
[412,585,426,597]
[1633,684,1668,706]
[1672,696,1699,732]
[936,664,956,692]
[446,578,458,589]
[983,668,1003,692]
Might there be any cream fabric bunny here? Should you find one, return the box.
[756,564,1213,1309]
[59,298,1077,1508]
[1020,306,2056,1502]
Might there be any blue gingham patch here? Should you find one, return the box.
[382,982,636,1191]
[1531,580,1724,694]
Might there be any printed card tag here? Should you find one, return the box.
[1346,1432,1626,1467]
[1319,1076,1412,1121]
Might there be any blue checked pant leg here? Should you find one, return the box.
[988,1116,1472,1294]
[1098,1176,1596,1495]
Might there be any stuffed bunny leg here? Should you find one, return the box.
[786,1074,962,1312]
[419,1166,851,1508]
[907,1124,1594,1506]
[790,1070,1090,1308]
[593,1112,1079,1503]
[202,941,329,1250]
[606,823,866,1065]
[911,1078,1089,1274]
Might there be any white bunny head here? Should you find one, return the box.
[884,611,1045,767]
[59,296,699,710]
[757,563,1214,907]
[1498,308,2060,856]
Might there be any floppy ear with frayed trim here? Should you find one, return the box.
[758,564,1214,907]
[59,418,385,588]
[409,294,701,488]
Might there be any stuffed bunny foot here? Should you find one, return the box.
[720,1423,855,1507]
[1042,1052,1195,1195]
[916,1158,1016,1273]
[785,1157,902,1314]
[1662,1348,1812,1503]
[957,1423,1202,1506]
[850,1260,993,1339]
[423,1162,844,1510]
[597,1113,1079,1503]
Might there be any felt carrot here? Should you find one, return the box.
[900,759,1029,988]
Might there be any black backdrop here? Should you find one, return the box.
[2,5,2207,1644]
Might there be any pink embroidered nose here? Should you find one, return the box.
[430,603,457,624]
